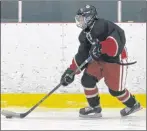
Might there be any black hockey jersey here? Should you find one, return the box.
[69,18,127,73]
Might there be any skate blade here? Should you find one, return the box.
[131,106,143,114]
[121,106,143,117]
[79,113,102,118]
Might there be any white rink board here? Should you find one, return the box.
[1,23,146,94]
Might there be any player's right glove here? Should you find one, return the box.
[89,43,102,61]
[60,68,75,86]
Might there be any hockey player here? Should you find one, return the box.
[60,5,142,118]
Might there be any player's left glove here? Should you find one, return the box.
[90,43,102,61]
[60,68,75,86]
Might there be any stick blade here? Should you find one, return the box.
[1,110,21,118]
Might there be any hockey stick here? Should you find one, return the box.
[1,56,92,119]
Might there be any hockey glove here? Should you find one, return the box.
[90,43,102,61]
[60,68,75,86]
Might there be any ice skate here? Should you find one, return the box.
[120,102,143,117]
[79,106,102,118]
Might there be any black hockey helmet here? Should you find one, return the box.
[75,5,98,29]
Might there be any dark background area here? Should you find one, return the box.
[1,1,147,22]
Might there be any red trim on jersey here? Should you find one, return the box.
[121,48,127,59]
[121,60,124,91]
[69,59,77,70]
[100,37,118,56]
[69,59,80,74]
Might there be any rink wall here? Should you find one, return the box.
[1,23,146,108]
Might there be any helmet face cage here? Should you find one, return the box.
[75,5,97,29]
[75,15,87,29]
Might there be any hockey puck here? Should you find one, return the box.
[6,116,13,119]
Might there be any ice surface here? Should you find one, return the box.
[1,108,146,130]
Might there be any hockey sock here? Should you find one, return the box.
[116,89,136,108]
[84,86,100,107]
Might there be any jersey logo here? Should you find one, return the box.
[85,11,91,14]
[86,5,90,8]
[86,32,95,45]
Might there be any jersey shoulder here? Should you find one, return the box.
[95,18,118,27]
[95,18,124,32]
[94,18,106,27]
[91,18,107,38]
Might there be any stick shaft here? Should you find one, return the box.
[24,83,62,116]
[23,56,92,117]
